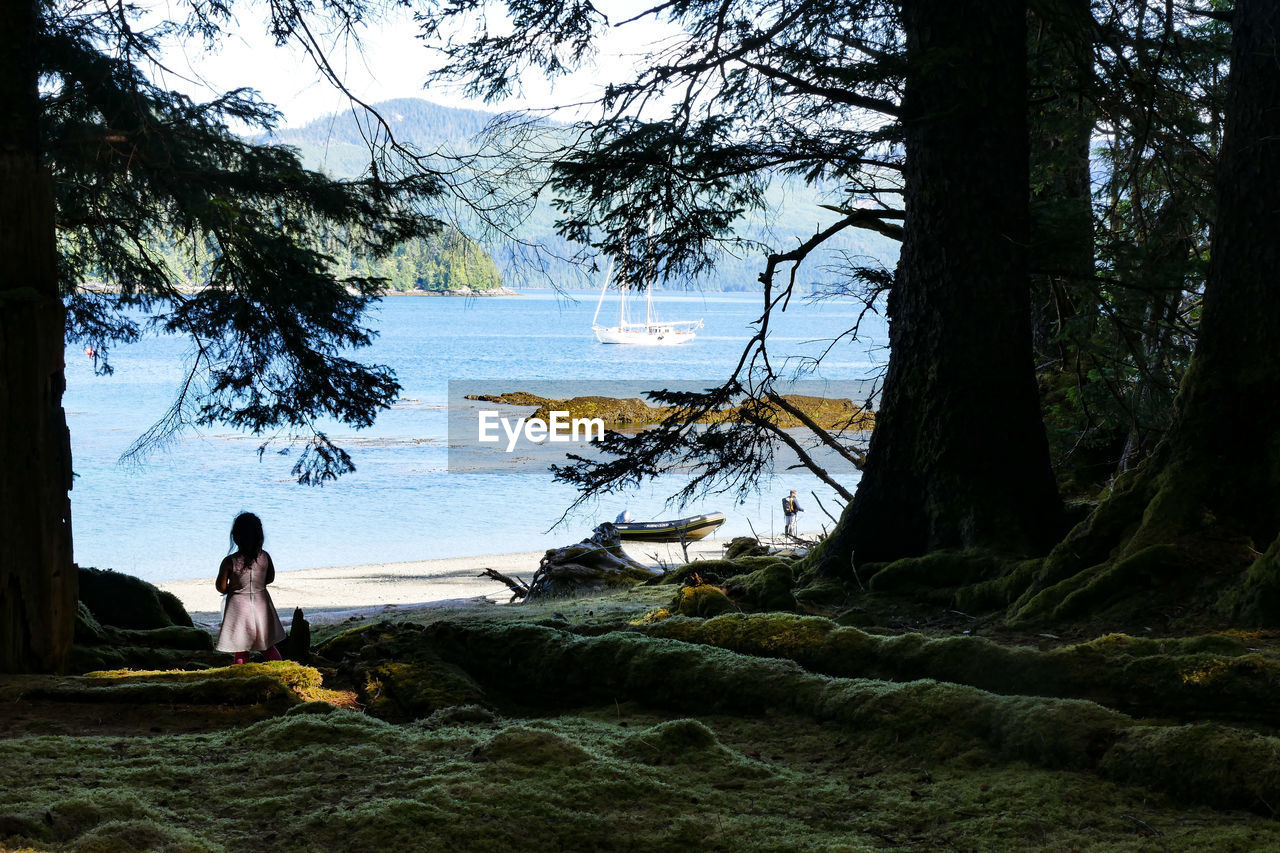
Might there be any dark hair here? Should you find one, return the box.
[229,512,265,568]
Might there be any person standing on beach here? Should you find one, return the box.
[215,512,287,664]
[783,490,803,537]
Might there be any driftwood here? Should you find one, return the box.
[480,568,531,603]
[483,523,662,602]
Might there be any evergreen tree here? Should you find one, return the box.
[1014,0,1280,625]
[814,0,1062,570]
[1,0,442,672]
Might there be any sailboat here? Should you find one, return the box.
[590,258,704,345]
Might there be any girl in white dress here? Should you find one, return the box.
[214,512,286,664]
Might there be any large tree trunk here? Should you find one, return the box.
[0,0,76,672]
[1124,0,1280,550]
[813,0,1061,573]
[1009,0,1280,625]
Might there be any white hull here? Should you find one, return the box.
[591,223,703,345]
[594,324,699,345]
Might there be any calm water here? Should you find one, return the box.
[64,290,887,581]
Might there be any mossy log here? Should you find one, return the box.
[524,523,661,600]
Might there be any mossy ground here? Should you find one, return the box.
[4,700,1278,852]
[5,582,1280,850]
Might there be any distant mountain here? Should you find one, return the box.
[270,98,901,292]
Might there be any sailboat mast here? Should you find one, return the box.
[644,209,656,329]
[592,258,614,328]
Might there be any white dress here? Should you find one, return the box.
[215,552,287,652]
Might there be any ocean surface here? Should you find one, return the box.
[64,289,887,582]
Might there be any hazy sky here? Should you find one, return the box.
[144,1,677,127]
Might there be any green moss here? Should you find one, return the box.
[20,662,324,710]
[104,626,215,651]
[355,657,488,721]
[617,719,738,766]
[3,668,1280,850]
[724,537,769,559]
[1035,466,1155,591]
[78,567,192,630]
[234,708,401,753]
[1229,534,1280,625]
[671,584,736,618]
[417,704,498,729]
[67,644,218,675]
[1012,544,1191,625]
[74,602,109,644]
[312,623,377,660]
[628,607,671,625]
[867,551,1009,593]
[24,676,299,709]
[285,700,341,716]
[642,613,1280,724]
[792,577,850,607]
[725,561,797,611]
[661,556,788,586]
[1100,723,1280,812]
[476,727,593,766]
[85,662,322,693]
[156,590,194,629]
[952,559,1043,613]
[69,819,220,852]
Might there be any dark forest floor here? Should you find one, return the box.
[3,586,1280,852]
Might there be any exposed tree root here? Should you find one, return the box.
[326,619,1280,816]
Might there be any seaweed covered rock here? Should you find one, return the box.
[78,566,193,629]
[525,523,662,600]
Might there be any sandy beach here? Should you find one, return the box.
[159,538,729,628]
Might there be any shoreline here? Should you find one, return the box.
[158,538,728,628]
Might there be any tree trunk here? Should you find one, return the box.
[1125,0,1280,551]
[1009,0,1280,625]
[1027,0,1095,369]
[813,0,1061,573]
[0,0,76,672]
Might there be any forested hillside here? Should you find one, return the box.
[270,98,899,291]
[148,223,503,294]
